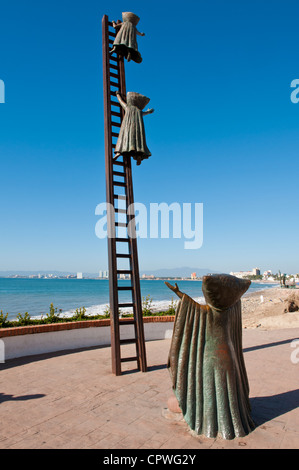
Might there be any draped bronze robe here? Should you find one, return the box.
[113,20,142,63]
[167,275,255,440]
[115,104,151,159]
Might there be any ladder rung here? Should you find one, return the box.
[110,56,118,63]
[110,63,119,71]
[116,238,130,243]
[110,85,119,93]
[120,338,137,345]
[120,319,135,325]
[121,356,138,363]
[112,132,119,138]
[115,208,126,213]
[113,170,125,176]
[114,194,126,199]
[111,110,122,118]
[111,100,121,107]
[117,269,132,274]
[119,303,134,308]
[113,181,126,187]
[113,160,125,166]
[115,223,127,228]
[110,72,119,80]
[111,121,121,128]
[118,286,133,291]
[116,252,130,257]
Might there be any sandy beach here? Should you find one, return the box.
[241,285,299,329]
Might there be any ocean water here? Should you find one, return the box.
[0,278,278,320]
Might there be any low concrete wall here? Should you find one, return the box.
[0,317,174,361]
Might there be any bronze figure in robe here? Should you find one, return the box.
[166,274,256,440]
[110,12,144,63]
[114,91,154,165]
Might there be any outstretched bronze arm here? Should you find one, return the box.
[165,282,184,299]
[116,91,127,110]
[142,108,154,116]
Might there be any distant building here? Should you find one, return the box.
[191,272,197,279]
[229,271,252,279]
[99,271,103,278]
[252,268,261,276]
[77,272,83,279]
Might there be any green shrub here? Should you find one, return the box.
[44,303,62,323]
[72,307,87,321]
[103,305,111,317]
[16,312,31,326]
[0,311,10,328]
[166,297,177,315]
[0,299,176,329]
[142,294,153,316]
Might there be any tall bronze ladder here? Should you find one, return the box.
[102,15,147,376]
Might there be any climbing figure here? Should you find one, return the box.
[110,12,145,63]
[114,91,154,165]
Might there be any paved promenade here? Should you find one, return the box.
[0,327,298,449]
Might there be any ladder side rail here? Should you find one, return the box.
[102,15,121,376]
[117,33,147,373]
[125,158,147,372]
[118,54,147,372]
[117,54,139,369]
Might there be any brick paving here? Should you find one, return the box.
[0,327,298,449]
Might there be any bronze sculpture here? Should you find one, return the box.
[114,91,154,165]
[165,274,256,440]
[110,12,144,63]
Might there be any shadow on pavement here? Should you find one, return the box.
[244,338,298,353]
[0,392,46,403]
[251,389,299,425]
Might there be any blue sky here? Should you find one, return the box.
[0,0,298,274]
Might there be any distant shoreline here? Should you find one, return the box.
[0,276,282,283]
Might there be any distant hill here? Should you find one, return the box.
[140,267,217,278]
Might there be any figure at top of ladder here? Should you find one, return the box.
[114,91,154,166]
[110,12,144,63]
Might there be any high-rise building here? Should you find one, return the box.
[77,272,83,279]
